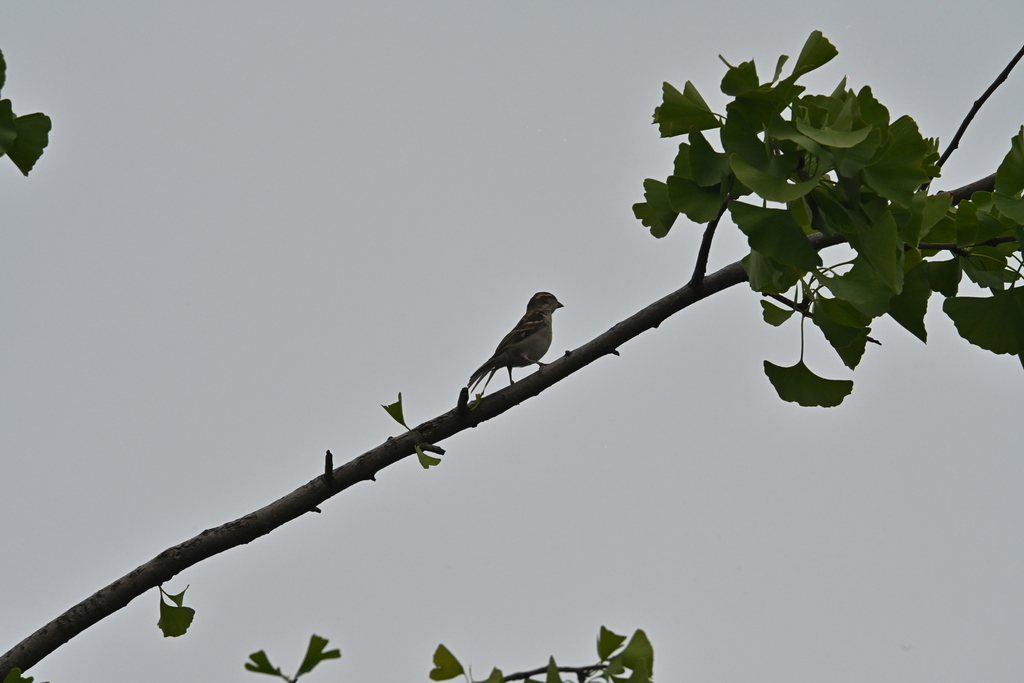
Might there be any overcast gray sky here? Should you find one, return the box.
[3,2,1023,682]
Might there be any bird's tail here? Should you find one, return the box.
[468,363,497,395]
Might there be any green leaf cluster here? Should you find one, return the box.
[0,50,52,176]
[245,634,341,682]
[634,32,1024,405]
[429,626,652,683]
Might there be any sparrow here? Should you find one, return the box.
[468,292,563,395]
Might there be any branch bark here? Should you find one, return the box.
[0,174,1002,679]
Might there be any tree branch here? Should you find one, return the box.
[0,176,999,679]
[503,662,604,682]
[936,42,1024,169]
[938,172,996,204]
[689,194,732,291]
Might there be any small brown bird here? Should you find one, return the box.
[468,292,563,395]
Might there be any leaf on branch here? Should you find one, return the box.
[667,176,724,223]
[157,585,195,638]
[845,210,903,294]
[653,81,721,137]
[415,444,441,469]
[791,30,838,78]
[813,300,871,369]
[742,250,802,294]
[633,179,678,238]
[887,261,931,342]
[6,112,51,176]
[687,127,731,186]
[862,116,933,207]
[818,255,893,318]
[730,201,822,270]
[479,668,504,683]
[927,257,961,297]
[0,99,15,155]
[764,360,853,407]
[296,635,341,677]
[429,645,465,681]
[995,125,1024,196]
[614,629,654,683]
[992,192,1024,223]
[544,656,561,683]
[943,288,1024,363]
[729,154,819,203]
[761,300,796,326]
[244,651,284,678]
[382,392,409,429]
[597,626,628,661]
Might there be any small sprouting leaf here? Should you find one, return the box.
[761,300,796,326]
[415,444,441,469]
[157,585,195,638]
[618,630,654,682]
[771,54,789,83]
[730,201,822,271]
[943,288,1024,358]
[382,393,409,429]
[633,179,678,238]
[429,644,465,681]
[544,657,561,683]
[296,635,341,677]
[597,626,628,661]
[994,125,1024,196]
[244,651,284,678]
[479,669,504,683]
[763,360,853,407]
[887,262,931,342]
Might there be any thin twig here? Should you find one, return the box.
[503,663,604,682]
[764,292,809,315]
[689,194,732,290]
[936,42,1024,169]
[917,236,1017,253]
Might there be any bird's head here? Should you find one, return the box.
[528,292,563,312]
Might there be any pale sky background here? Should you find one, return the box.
[2,3,1023,682]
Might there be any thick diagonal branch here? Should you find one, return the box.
[0,174,998,679]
